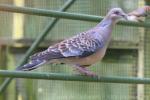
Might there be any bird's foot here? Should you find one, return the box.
[74,65,97,77]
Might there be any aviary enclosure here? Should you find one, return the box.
[0,0,150,100]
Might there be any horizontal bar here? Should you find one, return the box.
[0,4,150,28]
[0,70,150,84]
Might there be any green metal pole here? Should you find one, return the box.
[0,0,76,93]
[0,4,150,28]
[0,70,150,84]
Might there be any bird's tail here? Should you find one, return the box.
[16,59,46,71]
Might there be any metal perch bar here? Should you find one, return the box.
[0,0,76,93]
[0,70,150,84]
[0,4,150,28]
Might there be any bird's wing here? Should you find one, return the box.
[30,30,105,61]
[17,30,105,71]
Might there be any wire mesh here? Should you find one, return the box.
[0,0,149,100]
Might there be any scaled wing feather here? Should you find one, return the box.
[30,30,105,61]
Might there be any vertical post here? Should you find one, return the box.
[144,0,150,100]
[13,0,25,99]
[137,1,145,100]
[0,46,6,100]
[137,37,145,100]
[13,0,24,43]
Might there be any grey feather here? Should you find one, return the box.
[18,8,127,72]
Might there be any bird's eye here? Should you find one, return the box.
[114,11,120,15]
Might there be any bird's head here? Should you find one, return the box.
[106,8,127,23]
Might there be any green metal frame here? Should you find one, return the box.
[0,4,150,27]
[0,0,76,93]
[0,70,150,84]
[0,0,149,94]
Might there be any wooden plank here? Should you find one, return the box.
[137,2,145,100]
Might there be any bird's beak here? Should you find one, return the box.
[121,13,128,20]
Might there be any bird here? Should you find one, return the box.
[127,6,150,22]
[17,8,127,76]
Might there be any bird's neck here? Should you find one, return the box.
[96,17,116,36]
[95,17,117,46]
[96,17,116,28]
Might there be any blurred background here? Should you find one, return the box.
[0,0,150,100]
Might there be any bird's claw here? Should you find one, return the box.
[73,66,98,77]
